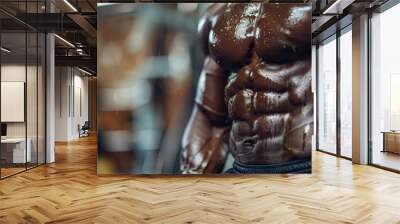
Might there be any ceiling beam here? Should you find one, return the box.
[322,0,356,14]
[55,55,96,71]
[67,13,97,40]
[11,13,82,32]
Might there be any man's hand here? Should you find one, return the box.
[181,106,229,174]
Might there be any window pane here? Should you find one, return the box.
[371,3,400,171]
[340,29,352,158]
[318,37,337,154]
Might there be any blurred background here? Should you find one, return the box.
[97,3,209,174]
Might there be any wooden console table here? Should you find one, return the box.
[381,131,400,154]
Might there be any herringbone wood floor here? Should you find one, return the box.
[1,136,400,224]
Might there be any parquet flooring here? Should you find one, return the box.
[1,167,26,178]
[1,135,400,223]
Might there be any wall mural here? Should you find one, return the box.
[97,3,313,174]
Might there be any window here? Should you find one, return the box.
[317,36,337,154]
[370,2,400,171]
[339,27,352,158]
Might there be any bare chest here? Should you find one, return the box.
[207,3,311,70]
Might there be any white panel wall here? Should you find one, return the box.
[55,67,89,141]
[55,66,70,141]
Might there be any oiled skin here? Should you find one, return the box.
[181,3,313,173]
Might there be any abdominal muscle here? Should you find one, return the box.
[224,57,313,165]
[205,3,313,165]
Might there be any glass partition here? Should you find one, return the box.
[1,30,28,177]
[27,30,38,169]
[38,32,45,165]
[26,0,43,169]
[0,1,46,179]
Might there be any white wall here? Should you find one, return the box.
[71,73,89,138]
[1,63,46,164]
[55,67,69,141]
[55,67,89,141]
[1,65,36,138]
[1,65,27,140]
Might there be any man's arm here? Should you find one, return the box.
[180,4,229,174]
[181,57,230,174]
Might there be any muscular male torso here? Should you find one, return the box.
[181,3,313,173]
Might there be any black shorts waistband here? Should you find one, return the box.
[226,160,312,174]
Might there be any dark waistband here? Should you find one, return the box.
[228,160,312,174]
